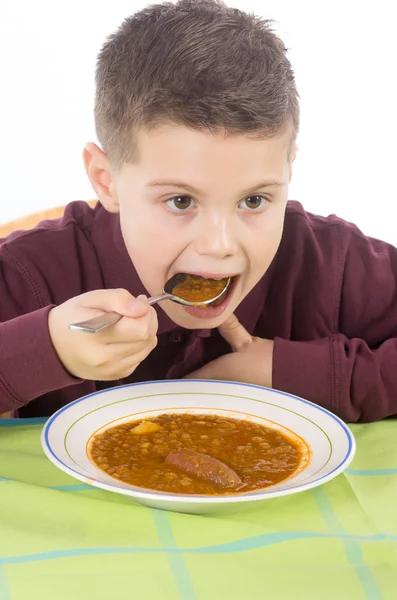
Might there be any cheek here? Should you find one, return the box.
[119,212,160,277]
[120,207,159,241]
[244,213,285,272]
[119,209,184,284]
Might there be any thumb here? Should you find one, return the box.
[79,289,150,318]
[218,314,253,352]
[125,294,151,318]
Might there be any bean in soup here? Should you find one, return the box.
[89,414,306,495]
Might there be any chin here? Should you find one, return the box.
[167,305,237,330]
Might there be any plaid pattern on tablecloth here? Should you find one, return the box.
[0,418,396,600]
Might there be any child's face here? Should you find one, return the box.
[94,124,295,330]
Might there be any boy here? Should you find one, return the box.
[1,0,396,423]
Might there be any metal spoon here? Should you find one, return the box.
[69,274,231,333]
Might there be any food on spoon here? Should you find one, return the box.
[172,274,229,304]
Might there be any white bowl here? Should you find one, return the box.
[41,380,355,514]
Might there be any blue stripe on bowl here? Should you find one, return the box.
[42,379,355,502]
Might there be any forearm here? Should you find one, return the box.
[0,307,80,413]
[273,335,397,423]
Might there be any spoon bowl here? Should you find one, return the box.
[69,274,231,333]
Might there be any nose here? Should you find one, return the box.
[194,212,238,258]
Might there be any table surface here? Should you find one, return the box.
[0,417,396,600]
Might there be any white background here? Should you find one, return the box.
[1,0,396,244]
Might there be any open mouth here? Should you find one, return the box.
[206,279,233,307]
[173,273,239,318]
[175,273,236,304]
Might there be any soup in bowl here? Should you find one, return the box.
[41,380,355,514]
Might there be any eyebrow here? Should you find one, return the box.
[146,179,284,195]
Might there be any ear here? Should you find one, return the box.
[83,143,120,213]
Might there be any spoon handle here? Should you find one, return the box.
[147,293,171,305]
[69,293,172,333]
[69,311,122,333]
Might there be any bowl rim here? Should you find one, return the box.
[41,379,356,504]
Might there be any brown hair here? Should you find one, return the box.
[95,0,299,168]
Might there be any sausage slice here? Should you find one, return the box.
[165,448,242,489]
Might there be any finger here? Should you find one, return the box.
[92,338,158,379]
[78,289,150,318]
[99,308,158,344]
[103,337,157,359]
[110,343,158,378]
[218,314,253,352]
[106,332,158,359]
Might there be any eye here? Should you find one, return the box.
[165,196,195,211]
[239,195,268,211]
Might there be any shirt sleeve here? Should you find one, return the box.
[272,228,397,423]
[0,248,80,413]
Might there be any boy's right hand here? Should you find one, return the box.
[48,289,158,381]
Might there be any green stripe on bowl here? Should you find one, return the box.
[62,392,332,477]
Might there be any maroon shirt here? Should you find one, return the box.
[1,201,396,422]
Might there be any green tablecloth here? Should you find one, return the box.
[0,418,396,600]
